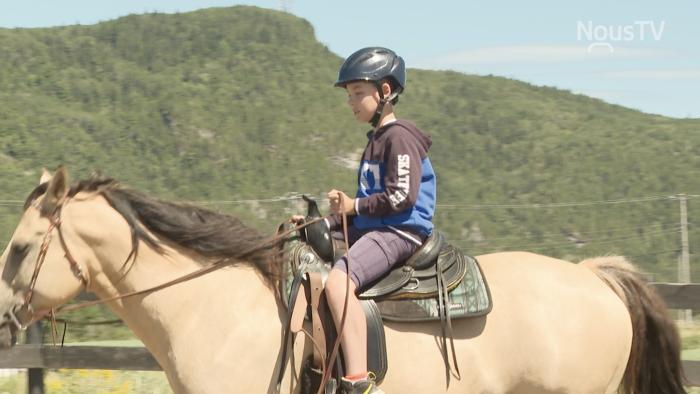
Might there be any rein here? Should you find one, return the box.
[15,191,356,391]
[10,195,324,332]
[56,219,324,314]
[318,207,351,393]
[273,197,353,394]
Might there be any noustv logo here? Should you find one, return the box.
[577,20,665,53]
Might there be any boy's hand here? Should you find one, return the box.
[289,214,305,224]
[328,189,355,216]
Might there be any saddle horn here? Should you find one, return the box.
[302,195,335,262]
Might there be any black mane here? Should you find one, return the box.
[26,175,281,287]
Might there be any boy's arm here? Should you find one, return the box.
[356,136,423,217]
[324,213,353,230]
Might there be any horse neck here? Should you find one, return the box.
[67,198,284,388]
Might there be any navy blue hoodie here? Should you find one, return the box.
[329,119,436,239]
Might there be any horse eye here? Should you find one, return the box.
[10,243,29,257]
[8,243,29,268]
[2,243,29,283]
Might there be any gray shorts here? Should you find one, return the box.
[331,226,420,291]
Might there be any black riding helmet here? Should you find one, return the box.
[334,47,406,127]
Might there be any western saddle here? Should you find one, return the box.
[274,196,491,394]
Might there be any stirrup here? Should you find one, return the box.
[302,366,338,394]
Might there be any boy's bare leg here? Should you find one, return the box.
[325,268,367,375]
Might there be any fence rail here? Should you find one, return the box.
[0,344,160,371]
[651,282,700,309]
[0,283,699,390]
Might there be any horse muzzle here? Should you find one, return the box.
[0,300,33,348]
[0,311,22,349]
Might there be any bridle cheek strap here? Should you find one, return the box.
[53,215,90,289]
[14,199,89,331]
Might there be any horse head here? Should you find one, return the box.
[0,167,89,348]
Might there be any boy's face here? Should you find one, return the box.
[345,81,380,123]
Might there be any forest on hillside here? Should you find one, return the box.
[0,6,698,288]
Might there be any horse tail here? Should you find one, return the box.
[580,256,686,394]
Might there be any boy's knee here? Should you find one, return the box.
[325,269,355,303]
[325,269,344,297]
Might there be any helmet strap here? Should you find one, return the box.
[369,81,399,128]
[369,102,385,128]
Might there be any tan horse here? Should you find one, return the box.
[0,168,685,393]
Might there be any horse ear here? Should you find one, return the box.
[39,168,51,185]
[40,166,69,216]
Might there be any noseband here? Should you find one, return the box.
[8,197,89,331]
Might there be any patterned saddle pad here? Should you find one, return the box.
[375,253,491,321]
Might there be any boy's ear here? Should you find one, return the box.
[39,168,52,184]
[381,81,392,98]
[40,166,69,216]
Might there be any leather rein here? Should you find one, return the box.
[8,195,323,333]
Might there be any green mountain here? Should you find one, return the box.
[1,5,699,282]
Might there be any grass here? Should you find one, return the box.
[0,373,23,394]
[45,370,171,394]
[676,320,700,392]
[0,340,169,393]
[0,370,171,394]
[680,321,700,358]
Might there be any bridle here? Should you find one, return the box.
[5,193,322,333]
[6,189,352,392]
[7,196,88,331]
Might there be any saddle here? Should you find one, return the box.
[274,198,492,393]
[299,196,470,302]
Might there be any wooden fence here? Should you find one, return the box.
[0,283,699,391]
[0,344,160,371]
[652,283,700,386]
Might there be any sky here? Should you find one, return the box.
[0,0,698,118]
